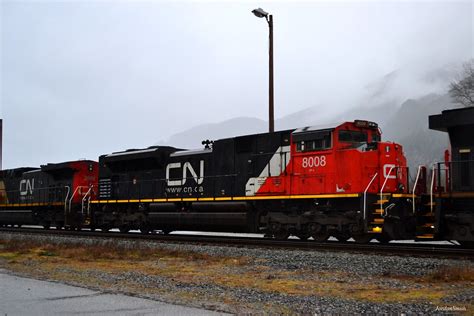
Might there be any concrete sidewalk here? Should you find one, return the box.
[0,269,229,315]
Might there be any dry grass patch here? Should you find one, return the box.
[0,237,470,307]
[424,265,474,283]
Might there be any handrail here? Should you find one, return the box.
[412,165,423,214]
[87,195,92,218]
[380,165,396,214]
[68,186,87,215]
[64,186,71,212]
[430,164,436,214]
[64,186,71,226]
[81,186,94,217]
[363,173,378,220]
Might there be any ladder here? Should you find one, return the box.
[415,164,437,240]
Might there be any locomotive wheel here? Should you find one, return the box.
[458,240,474,248]
[296,233,310,241]
[274,229,290,240]
[312,232,330,242]
[333,233,350,242]
[353,234,373,244]
[43,223,50,230]
[119,226,130,233]
[140,225,150,234]
[376,235,391,244]
[161,230,172,235]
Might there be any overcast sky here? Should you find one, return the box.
[1,0,472,168]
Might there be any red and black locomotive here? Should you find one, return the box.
[0,109,473,246]
[0,160,98,229]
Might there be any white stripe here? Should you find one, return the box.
[245,145,291,196]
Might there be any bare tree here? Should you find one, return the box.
[449,60,474,107]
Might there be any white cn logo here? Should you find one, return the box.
[166,160,204,186]
[20,179,35,196]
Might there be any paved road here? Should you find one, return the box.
[0,270,228,315]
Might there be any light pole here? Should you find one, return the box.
[252,8,274,133]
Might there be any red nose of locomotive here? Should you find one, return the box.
[290,120,408,195]
[376,142,408,194]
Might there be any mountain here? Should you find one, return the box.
[383,93,458,170]
[160,117,266,149]
[159,62,463,171]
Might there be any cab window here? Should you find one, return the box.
[296,131,332,152]
[338,130,367,143]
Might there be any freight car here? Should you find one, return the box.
[90,120,413,243]
[0,160,98,229]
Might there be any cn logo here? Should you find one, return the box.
[383,164,397,180]
[19,179,35,196]
[166,160,204,186]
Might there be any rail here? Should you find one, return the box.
[1,227,472,259]
[363,173,378,220]
[412,165,423,214]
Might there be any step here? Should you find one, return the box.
[422,213,435,217]
[371,218,384,224]
[368,226,383,233]
[416,234,434,239]
[373,208,384,214]
[420,223,435,228]
[375,199,389,204]
[425,202,436,206]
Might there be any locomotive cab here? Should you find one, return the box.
[290,120,408,195]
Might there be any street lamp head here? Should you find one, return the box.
[252,8,269,18]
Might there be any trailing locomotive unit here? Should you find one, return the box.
[426,107,474,247]
[93,120,410,242]
[0,160,98,229]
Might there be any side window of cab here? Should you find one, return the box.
[295,131,332,152]
[338,130,368,143]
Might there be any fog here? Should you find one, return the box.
[1,0,472,168]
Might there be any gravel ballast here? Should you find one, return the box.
[1,231,472,315]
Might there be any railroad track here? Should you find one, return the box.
[1,227,473,259]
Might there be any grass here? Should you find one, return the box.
[424,265,474,282]
[0,237,472,309]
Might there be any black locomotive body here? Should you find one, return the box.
[426,107,474,246]
[94,131,294,233]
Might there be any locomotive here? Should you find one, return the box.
[0,160,98,229]
[424,107,474,247]
[0,111,472,246]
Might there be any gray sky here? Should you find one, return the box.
[1,0,472,168]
